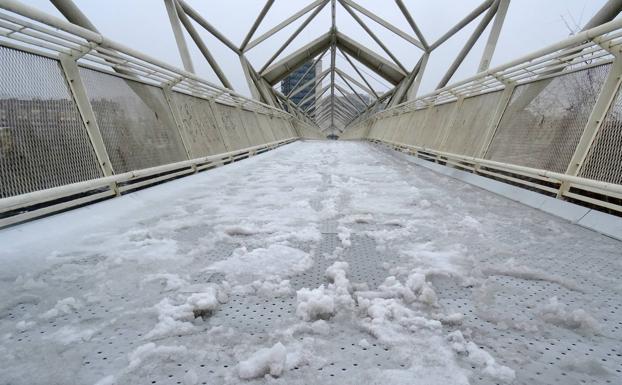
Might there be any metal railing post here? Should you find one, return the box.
[59,53,115,181]
[162,86,195,169]
[206,99,230,152]
[477,82,516,158]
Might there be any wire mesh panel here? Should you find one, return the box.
[401,108,428,146]
[381,115,401,141]
[267,115,285,140]
[256,113,276,142]
[276,117,293,140]
[270,115,288,140]
[78,67,187,173]
[391,113,412,143]
[579,85,622,184]
[420,102,456,149]
[170,92,227,157]
[486,64,610,172]
[443,90,502,156]
[367,119,385,139]
[0,46,102,198]
[210,103,251,151]
[239,110,265,146]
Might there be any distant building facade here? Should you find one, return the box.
[280,60,322,114]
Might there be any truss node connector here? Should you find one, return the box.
[67,41,99,60]
[162,76,185,89]
[491,73,514,86]
[592,35,622,57]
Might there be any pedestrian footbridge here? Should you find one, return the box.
[0,1,621,385]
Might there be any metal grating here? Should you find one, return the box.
[579,85,622,184]
[1,141,621,384]
[486,64,611,173]
[0,46,102,198]
[78,67,188,173]
[169,92,227,158]
[443,90,503,157]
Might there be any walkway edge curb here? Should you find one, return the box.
[390,148,622,242]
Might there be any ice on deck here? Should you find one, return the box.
[0,141,620,385]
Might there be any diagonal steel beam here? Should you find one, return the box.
[332,95,358,116]
[335,69,368,105]
[429,0,495,51]
[336,32,406,85]
[174,0,232,89]
[177,0,240,53]
[335,68,375,99]
[261,31,332,84]
[163,0,194,73]
[259,0,329,73]
[286,48,329,97]
[478,0,510,72]
[340,0,423,49]
[389,52,426,107]
[289,72,323,108]
[287,48,328,98]
[288,68,330,99]
[394,0,429,50]
[246,0,327,51]
[240,0,274,52]
[302,84,330,112]
[338,46,378,98]
[335,83,363,112]
[436,0,500,89]
[339,0,408,73]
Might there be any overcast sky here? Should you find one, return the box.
[22,0,612,98]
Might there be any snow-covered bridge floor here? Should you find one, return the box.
[0,141,621,385]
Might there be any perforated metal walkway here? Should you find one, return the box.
[0,141,620,385]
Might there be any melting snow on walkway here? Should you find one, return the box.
[0,141,620,385]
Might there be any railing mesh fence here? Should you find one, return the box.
[0,46,102,198]
[79,67,188,173]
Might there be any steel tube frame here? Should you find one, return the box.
[286,48,329,97]
[339,0,408,73]
[394,0,429,50]
[429,0,495,51]
[477,0,510,72]
[436,0,500,89]
[338,46,379,98]
[335,68,375,99]
[339,0,423,49]
[163,0,195,73]
[174,0,233,89]
[245,0,327,51]
[240,0,274,52]
[336,70,368,106]
[259,0,329,73]
[289,69,330,100]
[177,0,240,53]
